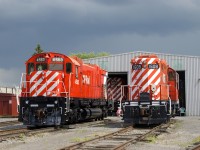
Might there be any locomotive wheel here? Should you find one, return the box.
[101,113,104,120]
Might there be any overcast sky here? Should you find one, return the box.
[0,0,200,86]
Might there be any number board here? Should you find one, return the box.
[52,57,64,62]
[36,57,45,62]
[132,64,142,70]
[148,64,159,69]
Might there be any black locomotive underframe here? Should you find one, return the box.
[123,100,170,125]
[18,97,110,126]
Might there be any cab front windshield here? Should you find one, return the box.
[36,63,47,71]
[28,63,64,74]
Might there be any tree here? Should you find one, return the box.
[70,52,109,59]
[33,44,44,55]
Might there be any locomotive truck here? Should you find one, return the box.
[122,54,179,124]
[18,52,110,127]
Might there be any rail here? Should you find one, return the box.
[59,120,175,150]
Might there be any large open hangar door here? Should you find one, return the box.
[107,72,128,115]
[177,71,186,109]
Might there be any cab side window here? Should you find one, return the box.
[66,63,72,73]
[168,71,175,81]
[28,63,34,74]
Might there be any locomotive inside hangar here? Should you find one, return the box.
[107,72,128,115]
[83,51,200,116]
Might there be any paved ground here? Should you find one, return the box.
[0,116,200,150]
[127,116,200,150]
[0,118,18,122]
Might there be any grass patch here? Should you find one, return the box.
[191,136,200,145]
[146,135,157,143]
[18,133,26,141]
[71,137,91,142]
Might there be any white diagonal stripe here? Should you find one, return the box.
[131,58,147,82]
[141,68,160,92]
[30,71,42,83]
[131,58,145,80]
[131,69,154,98]
[154,88,160,97]
[45,79,59,96]
[113,87,121,100]
[30,71,52,93]
[31,71,52,95]
[36,72,59,96]
[30,78,43,93]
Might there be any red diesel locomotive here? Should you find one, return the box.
[18,52,110,127]
[122,55,179,124]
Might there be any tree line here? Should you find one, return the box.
[33,44,109,59]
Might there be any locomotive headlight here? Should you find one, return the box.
[54,100,58,104]
[25,100,29,104]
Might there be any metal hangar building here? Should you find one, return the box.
[84,51,200,116]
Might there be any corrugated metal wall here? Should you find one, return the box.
[84,51,200,116]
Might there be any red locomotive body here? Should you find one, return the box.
[123,55,179,124]
[18,52,109,127]
[168,67,179,101]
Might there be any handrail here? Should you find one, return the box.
[119,84,170,101]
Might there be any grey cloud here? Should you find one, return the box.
[0,0,200,70]
[1,0,200,36]
[1,0,200,87]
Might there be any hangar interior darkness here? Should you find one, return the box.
[108,72,128,83]
[177,71,186,109]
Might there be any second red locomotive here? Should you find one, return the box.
[122,54,179,124]
[18,52,110,127]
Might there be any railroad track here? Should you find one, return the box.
[59,121,174,150]
[191,145,200,150]
[187,143,200,150]
[0,120,20,127]
[0,118,113,142]
[0,127,57,142]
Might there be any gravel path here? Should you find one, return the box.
[0,116,200,150]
